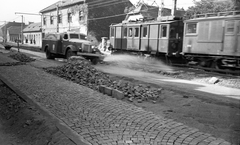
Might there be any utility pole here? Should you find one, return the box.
[171,0,177,16]
[160,0,164,17]
[56,4,59,32]
[21,15,23,44]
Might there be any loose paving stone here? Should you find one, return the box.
[0,65,234,145]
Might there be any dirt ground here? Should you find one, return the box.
[0,82,71,145]
[108,74,240,145]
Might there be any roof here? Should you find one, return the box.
[7,26,22,35]
[127,3,159,20]
[184,11,240,22]
[23,22,41,32]
[40,0,84,13]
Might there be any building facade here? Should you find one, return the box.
[23,22,42,47]
[124,3,159,22]
[7,26,22,42]
[40,0,132,42]
[0,22,26,43]
[40,0,87,35]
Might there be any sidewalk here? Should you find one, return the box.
[0,54,234,145]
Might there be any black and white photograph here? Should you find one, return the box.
[0,0,239,145]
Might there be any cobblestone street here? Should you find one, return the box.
[0,64,233,145]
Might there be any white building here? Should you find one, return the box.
[23,22,42,47]
[40,0,87,35]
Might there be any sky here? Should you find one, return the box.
[0,0,194,25]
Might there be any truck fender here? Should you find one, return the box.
[65,45,78,55]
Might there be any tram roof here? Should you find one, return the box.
[111,20,179,27]
[184,11,240,23]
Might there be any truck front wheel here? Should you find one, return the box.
[91,58,99,65]
[66,49,77,59]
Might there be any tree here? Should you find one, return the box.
[185,0,235,19]
[232,0,240,10]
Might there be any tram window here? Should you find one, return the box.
[161,25,167,38]
[143,27,148,37]
[128,28,133,37]
[186,23,197,34]
[226,21,234,33]
[135,28,139,37]
[170,27,176,38]
[110,27,115,37]
[123,28,127,37]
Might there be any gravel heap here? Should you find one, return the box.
[9,53,35,62]
[44,59,162,102]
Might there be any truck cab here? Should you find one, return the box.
[42,32,103,64]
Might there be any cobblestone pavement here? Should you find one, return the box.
[0,65,233,145]
[0,80,77,145]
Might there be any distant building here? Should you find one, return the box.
[23,22,42,47]
[124,3,159,22]
[0,21,26,43]
[7,26,22,42]
[40,0,132,42]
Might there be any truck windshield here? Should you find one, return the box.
[70,34,79,39]
[69,34,87,40]
[80,34,87,40]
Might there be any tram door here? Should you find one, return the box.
[223,20,239,54]
[127,26,140,50]
[110,27,115,48]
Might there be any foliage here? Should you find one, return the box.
[233,0,240,10]
[185,0,235,19]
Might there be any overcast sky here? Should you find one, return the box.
[0,0,194,25]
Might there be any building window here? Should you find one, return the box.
[161,25,167,38]
[79,11,84,21]
[186,23,197,34]
[68,12,72,23]
[226,21,235,33]
[134,27,139,37]
[50,15,54,25]
[142,26,148,37]
[43,17,46,25]
[58,13,62,24]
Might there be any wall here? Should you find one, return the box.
[41,6,87,35]
[23,32,42,47]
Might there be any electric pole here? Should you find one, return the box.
[56,4,59,32]
[21,15,23,44]
[171,0,177,16]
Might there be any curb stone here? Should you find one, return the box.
[0,75,89,145]
[104,86,112,96]
[112,89,125,100]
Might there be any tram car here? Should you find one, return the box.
[109,18,184,56]
[182,11,240,69]
[109,11,240,70]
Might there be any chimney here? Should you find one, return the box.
[171,0,177,16]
